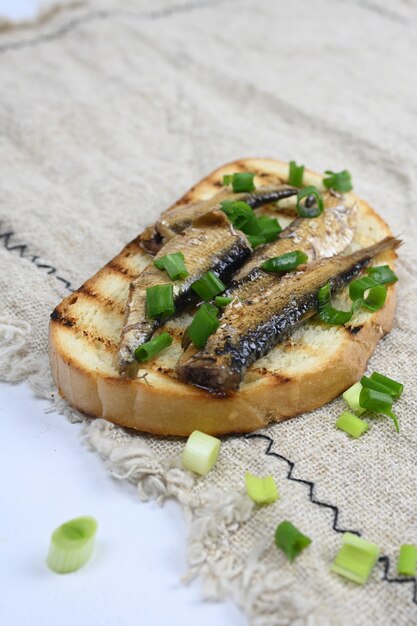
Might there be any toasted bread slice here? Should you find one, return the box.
[49,159,396,436]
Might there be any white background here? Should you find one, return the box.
[0,2,244,624]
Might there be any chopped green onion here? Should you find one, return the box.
[261,250,308,274]
[370,372,403,399]
[191,271,225,301]
[367,265,398,285]
[182,430,221,475]
[288,160,304,187]
[274,521,311,562]
[359,387,399,433]
[349,265,398,313]
[214,295,233,307]
[360,375,399,398]
[134,332,172,362]
[331,532,380,584]
[146,284,175,319]
[323,170,353,193]
[336,411,368,438]
[245,472,279,505]
[247,234,267,248]
[398,544,417,576]
[223,172,256,192]
[188,303,219,348]
[317,282,353,325]
[154,252,189,281]
[343,382,366,415]
[296,186,324,218]
[257,214,282,242]
[221,200,262,235]
[46,516,97,574]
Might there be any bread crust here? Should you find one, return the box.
[49,158,397,436]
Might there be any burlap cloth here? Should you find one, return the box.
[1,1,417,623]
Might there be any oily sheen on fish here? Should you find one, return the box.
[117,210,251,376]
[177,237,400,393]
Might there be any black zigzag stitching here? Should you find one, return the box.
[245,433,417,605]
[0,221,73,291]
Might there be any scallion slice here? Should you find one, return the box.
[349,265,398,313]
[146,284,175,319]
[245,472,279,505]
[46,516,97,574]
[296,186,324,218]
[370,372,403,399]
[317,282,353,325]
[398,544,417,577]
[247,234,267,248]
[261,250,308,274]
[367,265,398,285]
[359,387,399,433]
[134,332,172,362]
[360,375,398,398]
[274,521,311,562]
[221,200,262,235]
[288,160,304,187]
[343,382,365,415]
[257,214,282,242]
[214,295,233,307]
[182,430,221,475]
[331,532,380,584]
[336,411,368,438]
[222,172,255,192]
[191,271,225,301]
[323,170,353,193]
[188,303,219,348]
[154,252,189,281]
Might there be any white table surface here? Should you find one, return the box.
[0,2,244,623]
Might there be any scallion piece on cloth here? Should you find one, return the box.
[274,521,311,562]
[398,544,417,576]
[331,533,380,584]
[214,296,233,307]
[154,252,189,281]
[360,375,399,398]
[182,430,221,475]
[188,303,219,348]
[317,282,353,325]
[336,411,368,438]
[134,332,172,362]
[343,382,365,415]
[46,516,98,574]
[222,172,256,192]
[296,186,324,218]
[288,160,304,187]
[370,372,403,399]
[261,250,308,274]
[257,215,282,241]
[323,170,353,193]
[191,271,225,301]
[359,387,399,433]
[146,284,175,319]
[245,472,279,505]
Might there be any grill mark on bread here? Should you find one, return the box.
[78,284,125,315]
[346,324,364,335]
[106,259,137,279]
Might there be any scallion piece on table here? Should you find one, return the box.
[154,252,189,281]
[214,296,233,307]
[134,332,172,362]
[257,214,282,241]
[331,532,380,584]
[274,521,311,562]
[296,186,324,218]
[343,382,365,415]
[323,170,353,193]
[398,544,417,577]
[370,372,403,399]
[191,271,225,301]
[245,472,279,505]
[187,303,219,348]
[288,160,304,187]
[336,411,368,438]
[359,387,399,433]
[182,430,221,475]
[222,172,256,192]
[317,282,353,325]
[261,250,308,274]
[46,516,98,574]
[146,284,175,319]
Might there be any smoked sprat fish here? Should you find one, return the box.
[177,237,401,394]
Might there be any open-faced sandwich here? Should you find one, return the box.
[49,159,399,436]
